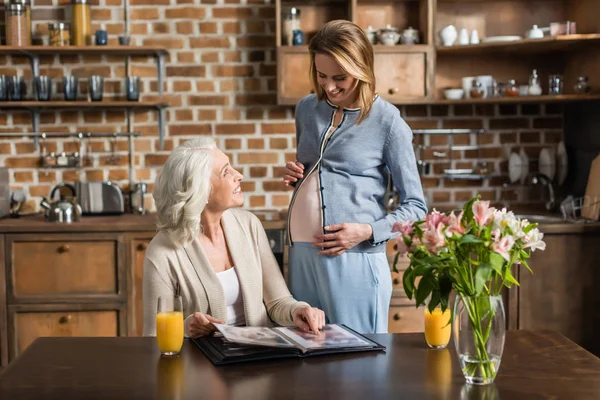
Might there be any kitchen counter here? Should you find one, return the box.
[0,212,287,233]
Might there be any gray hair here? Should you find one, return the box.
[153,137,217,245]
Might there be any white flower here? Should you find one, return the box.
[524,228,546,252]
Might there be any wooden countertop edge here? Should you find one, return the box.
[0,213,287,233]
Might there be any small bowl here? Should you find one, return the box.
[118,35,131,46]
[444,88,465,100]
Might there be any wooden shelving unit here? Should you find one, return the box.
[0,45,168,56]
[276,0,600,107]
[0,101,168,109]
[0,45,169,149]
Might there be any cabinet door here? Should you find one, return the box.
[278,49,313,105]
[516,233,600,356]
[375,51,427,101]
[11,309,120,359]
[389,303,424,333]
[10,240,118,299]
[130,239,152,336]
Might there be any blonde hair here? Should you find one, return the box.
[153,137,216,245]
[309,20,376,124]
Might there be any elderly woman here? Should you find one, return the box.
[143,138,325,337]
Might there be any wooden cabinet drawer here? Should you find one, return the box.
[278,49,312,104]
[12,310,119,357]
[375,51,427,101]
[11,240,118,297]
[389,304,424,333]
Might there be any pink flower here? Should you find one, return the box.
[396,237,410,255]
[424,209,450,230]
[491,235,515,262]
[422,225,446,254]
[445,211,465,237]
[392,220,414,239]
[472,200,494,227]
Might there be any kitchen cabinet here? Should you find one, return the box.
[386,240,425,333]
[126,235,154,337]
[276,0,600,106]
[506,229,600,357]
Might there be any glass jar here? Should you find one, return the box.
[504,79,520,97]
[10,0,31,42]
[71,0,91,46]
[5,3,31,46]
[528,69,542,96]
[282,7,301,46]
[49,22,71,47]
[574,76,591,94]
[469,80,484,99]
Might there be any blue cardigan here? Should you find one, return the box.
[287,94,427,253]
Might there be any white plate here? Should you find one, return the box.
[519,148,529,183]
[539,148,556,180]
[556,141,568,185]
[509,152,522,183]
[482,36,522,43]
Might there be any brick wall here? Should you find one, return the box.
[0,0,561,216]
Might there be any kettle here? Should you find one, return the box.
[40,183,82,223]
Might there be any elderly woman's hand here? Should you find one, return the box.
[283,161,304,186]
[186,312,224,338]
[293,306,326,334]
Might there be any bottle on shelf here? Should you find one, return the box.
[528,69,542,96]
[5,3,31,46]
[71,0,91,46]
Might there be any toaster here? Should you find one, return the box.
[76,181,125,215]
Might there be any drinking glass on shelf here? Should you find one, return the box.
[125,76,140,101]
[88,75,103,101]
[63,76,79,101]
[548,74,564,95]
[35,75,52,101]
[156,295,184,356]
[424,307,452,349]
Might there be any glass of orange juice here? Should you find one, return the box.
[156,295,184,356]
[424,307,451,349]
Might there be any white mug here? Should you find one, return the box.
[462,76,475,98]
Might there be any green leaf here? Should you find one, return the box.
[462,195,480,224]
[415,271,435,307]
[439,275,452,311]
[458,234,483,245]
[475,262,493,293]
[392,252,400,273]
[428,290,441,313]
[402,267,415,299]
[521,258,533,274]
[503,265,520,287]
[489,252,505,275]
[522,222,538,234]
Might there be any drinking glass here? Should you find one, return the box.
[63,76,79,101]
[548,74,564,95]
[8,76,25,101]
[88,75,104,101]
[0,75,8,101]
[35,76,52,101]
[424,307,451,349]
[125,76,140,101]
[156,295,184,356]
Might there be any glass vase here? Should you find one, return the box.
[453,295,506,385]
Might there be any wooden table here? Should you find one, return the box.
[0,330,598,399]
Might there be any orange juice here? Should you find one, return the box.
[424,307,451,348]
[156,311,184,355]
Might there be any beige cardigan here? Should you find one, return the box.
[142,208,309,336]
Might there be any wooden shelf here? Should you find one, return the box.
[278,44,432,53]
[0,101,168,109]
[396,94,600,105]
[436,34,600,55]
[0,46,168,56]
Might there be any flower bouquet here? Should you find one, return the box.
[392,196,546,384]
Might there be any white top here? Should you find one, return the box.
[216,267,246,326]
[290,125,337,242]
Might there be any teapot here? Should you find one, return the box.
[377,25,400,46]
[40,183,82,223]
[401,27,419,45]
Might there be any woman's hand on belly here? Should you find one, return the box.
[283,161,304,186]
[312,223,373,256]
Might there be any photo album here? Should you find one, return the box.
[192,324,386,365]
